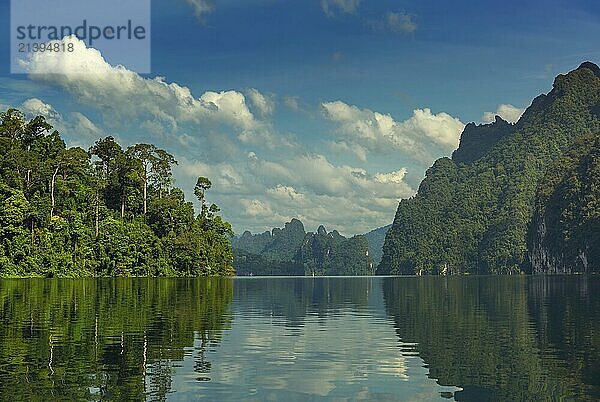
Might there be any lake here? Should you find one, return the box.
[0,276,598,401]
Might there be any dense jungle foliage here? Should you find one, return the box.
[0,109,234,277]
[378,62,600,275]
[527,134,600,273]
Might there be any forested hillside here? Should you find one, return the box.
[527,134,600,273]
[379,62,600,275]
[232,219,374,276]
[0,109,234,277]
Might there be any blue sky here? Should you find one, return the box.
[1,0,600,234]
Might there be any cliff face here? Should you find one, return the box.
[263,219,307,261]
[378,62,600,275]
[232,218,306,261]
[295,229,373,276]
[232,219,373,276]
[527,135,600,274]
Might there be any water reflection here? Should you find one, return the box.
[382,276,600,401]
[176,277,457,401]
[232,277,373,326]
[0,276,597,401]
[0,278,233,400]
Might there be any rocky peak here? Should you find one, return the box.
[284,218,305,235]
[552,61,600,93]
[330,230,344,240]
[452,115,514,164]
[577,61,600,78]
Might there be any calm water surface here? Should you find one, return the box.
[0,276,598,401]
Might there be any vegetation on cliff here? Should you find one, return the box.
[232,219,374,276]
[378,62,600,275]
[527,134,600,273]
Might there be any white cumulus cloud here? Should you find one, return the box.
[327,140,368,162]
[240,199,274,218]
[246,88,275,116]
[482,104,524,124]
[375,169,408,184]
[322,101,465,164]
[266,185,306,204]
[23,36,259,134]
[21,98,62,120]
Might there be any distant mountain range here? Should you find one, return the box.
[363,224,391,264]
[232,219,375,276]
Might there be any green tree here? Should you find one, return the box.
[89,136,122,178]
[0,108,235,277]
[194,176,212,216]
[150,148,177,198]
[127,144,176,214]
